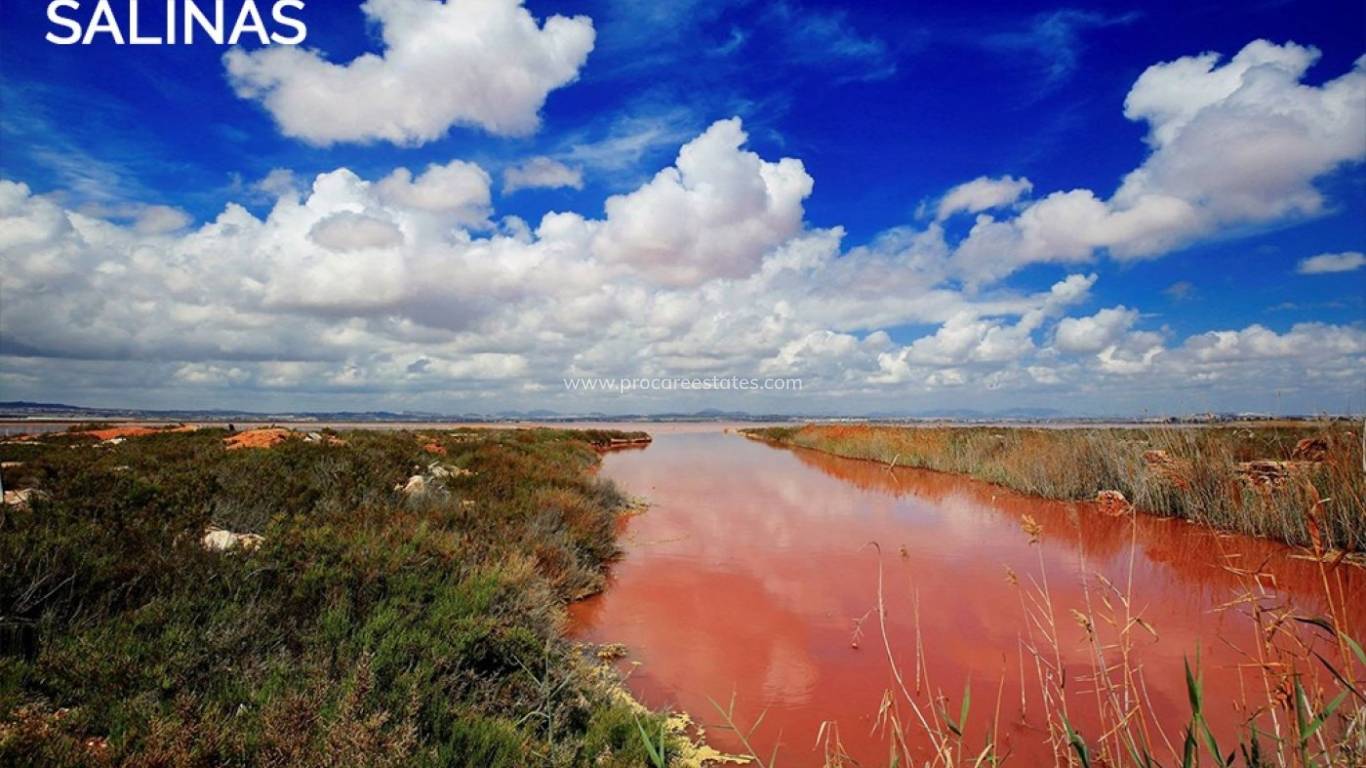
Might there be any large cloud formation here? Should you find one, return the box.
[593,118,813,287]
[3,41,1364,412]
[949,41,1366,285]
[225,0,596,145]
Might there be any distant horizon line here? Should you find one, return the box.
[1,400,1360,424]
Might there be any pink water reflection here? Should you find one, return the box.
[569,432,1362,766]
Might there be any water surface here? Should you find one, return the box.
[569,431,1363,765]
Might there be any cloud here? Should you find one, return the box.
[4,34,1366,416]
[1123,41,1316,148]
[503,157,585,193]
[0,81,165,207]
[592,118,813,286]
[874,274,1095,377]
[1297,251,1365,274]
[224,0,595,145]
[598,0,721,46]
[936,175,1032,220]
[982,9,1139,91]
[1117,41,1365,224]
[1053,306,1139,354]
[308,212,405,252]
[1174,323,1364,365]
[253,168,301,199]
[948,40,1366,284]
[1163,280,1195,300]
[558,106,704,176]
[762,330,889,380]
[132,205,193,235]
[375,160,492,226]
[767,1,897,81]
[2,156,1361,414]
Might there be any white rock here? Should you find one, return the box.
[3,488,45,508]
[202,527,264,552]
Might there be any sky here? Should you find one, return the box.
[0,0,1363,417]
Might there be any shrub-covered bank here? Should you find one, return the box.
[743,423,1364,551]
[1,426,672,766]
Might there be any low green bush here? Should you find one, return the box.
[0,427,663,766]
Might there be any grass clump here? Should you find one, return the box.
[0,427,680,766]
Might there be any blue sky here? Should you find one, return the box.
[0,0,1363,415]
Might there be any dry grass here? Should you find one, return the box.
[744,423,1365,552]
[961,512,1358,766]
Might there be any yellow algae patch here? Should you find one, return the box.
[587,656,750,767]
[665,710,752,767]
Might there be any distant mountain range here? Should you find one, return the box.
[865,407,1065,420]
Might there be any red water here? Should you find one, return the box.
[567,431,1364,766]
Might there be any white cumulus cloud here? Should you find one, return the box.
[224,0,596,146]
[5,34,1366,417]
[948,40,1366,284]
[1054,306,1140,354]
[592,118,813,287]
[375,160,493,226]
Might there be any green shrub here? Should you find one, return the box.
[0,427,660,766]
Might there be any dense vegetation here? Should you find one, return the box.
[744,423,1365,551]
[0,426,671,766]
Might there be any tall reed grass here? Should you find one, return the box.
[744,424,1365,552]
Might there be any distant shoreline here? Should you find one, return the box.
[2,416,1351,438]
